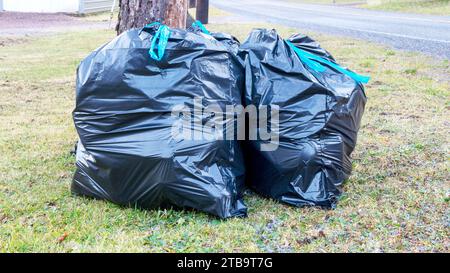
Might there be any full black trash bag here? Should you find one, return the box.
[190,21,241,56]
[72,24,247,218]
[240,29,369,208]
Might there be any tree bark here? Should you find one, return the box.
[116,0,188,35]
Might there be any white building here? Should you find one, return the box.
[0,0,115,14]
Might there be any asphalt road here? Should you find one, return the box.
[211,0,450,59]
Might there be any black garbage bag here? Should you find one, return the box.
[191,21,240,51]
[240,29,369,208]
[72,23,247,218]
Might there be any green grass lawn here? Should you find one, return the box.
[362,0,450,15]
[0,20,449,252]
[281,0,363,4]
[281,0,450,15]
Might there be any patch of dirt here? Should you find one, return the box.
[419,66,450,85]
[0,37,29,47]
[0,12,84,29]
[0,11,110,37]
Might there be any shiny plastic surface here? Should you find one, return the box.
[72,25,247,218]
[240,29,367,208]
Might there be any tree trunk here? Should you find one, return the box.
[116,0,188,35]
